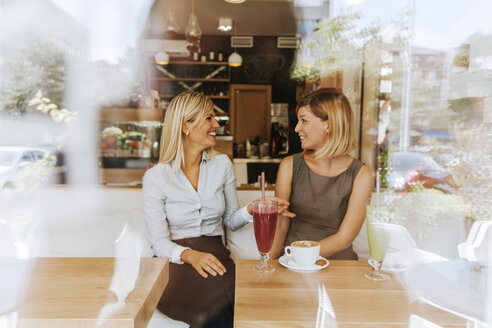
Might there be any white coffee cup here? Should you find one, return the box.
[284,240,320,266]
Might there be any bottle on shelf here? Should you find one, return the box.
[209,51,215,61]
[193,52,199,61]
[270,123,286,157]
[218,47,224,62]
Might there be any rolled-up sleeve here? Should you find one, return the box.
[222,158,253,230]
[142,169,190,264]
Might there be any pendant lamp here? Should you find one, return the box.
[228,20,243,67]
[228,52,242,67]
[155,51,169,65]
[225,0,246,3]
[185,0,202,53]
[165,0,180,34]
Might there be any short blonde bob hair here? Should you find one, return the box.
[159,91,216,171]
[296,88,357,159]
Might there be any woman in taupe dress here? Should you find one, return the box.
[271,89,373,260]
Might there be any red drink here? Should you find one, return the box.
[252,199,278,273]
[253,209,277,254]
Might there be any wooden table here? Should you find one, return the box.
[18,257,168,328]
[234,260,467,327]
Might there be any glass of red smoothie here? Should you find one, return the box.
[252,200,278,273]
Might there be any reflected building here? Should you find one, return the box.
[449,34,492,125]
[0,0,88,64]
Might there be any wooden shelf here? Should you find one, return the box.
[99,168,145,185]
[99,107,164,122]
[151,77,230,82]
[237,183,276,191]
[164,61,228,66]
[159,94,229,99]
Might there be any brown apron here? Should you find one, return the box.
[157,235,235,328]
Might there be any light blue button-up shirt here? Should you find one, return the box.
[142,153,252,264]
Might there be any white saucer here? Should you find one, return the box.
[278,255,329,273]
[381,262,412,273]
[381,249,449,273]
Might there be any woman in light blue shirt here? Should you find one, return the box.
[142,91,292,328]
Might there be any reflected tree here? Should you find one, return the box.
[291,9,413,81]
[447,124,492,221]
[292,11,383,81]
[0,39,68,115]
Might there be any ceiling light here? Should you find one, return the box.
[294,0,323,6]
[165,0,180,34]
[346,0,365,4]
[218,18,232,32]
[225,0,246,3]
[228,51,242,67]
[185,0,202,53]
[228,20,242,67]
[155,51,169,65]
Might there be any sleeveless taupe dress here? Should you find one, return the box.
[283,153,364,260]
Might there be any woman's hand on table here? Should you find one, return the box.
[181,249,226,278]
[247,196,296,218]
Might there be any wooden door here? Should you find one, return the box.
[230,84,272,144]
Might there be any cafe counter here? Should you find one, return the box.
[233,158,282,186]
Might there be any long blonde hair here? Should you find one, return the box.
[296,88,357,159]
[158,92,216,171]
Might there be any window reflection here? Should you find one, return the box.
[0,0,490,326]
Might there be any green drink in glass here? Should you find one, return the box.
[365,205,391,281]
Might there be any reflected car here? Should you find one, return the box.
[387,152,456,193]
[0,146,61,189]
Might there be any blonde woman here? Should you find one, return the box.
[271,89,373,260]
[142,92,291,328]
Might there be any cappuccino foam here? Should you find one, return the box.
[292,240,319,248]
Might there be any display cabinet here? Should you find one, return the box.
[98,107,232,185]
[98,107,163,185]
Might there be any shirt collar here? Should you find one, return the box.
[201,152,208,163]
[170,152,208,173]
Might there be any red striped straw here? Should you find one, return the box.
[261,172,265,202]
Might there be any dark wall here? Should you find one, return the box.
[167,34,301,155]
[200,36,297,97]
[227,36,300,155]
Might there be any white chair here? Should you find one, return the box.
[376,223,447,272]
[0,220,34,316]
[457,221,492,262]
[408,313,443,328]
[0,220,17,257]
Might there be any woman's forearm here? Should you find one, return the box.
[270,216,290,259]
[318,232,354,258]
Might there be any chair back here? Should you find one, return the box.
[458,221,492,261]
[0,220,17,257]
[377,223,447,271]
[379,223,418,252]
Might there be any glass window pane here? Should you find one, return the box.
[0,151,17,166]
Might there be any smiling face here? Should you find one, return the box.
[184,108,220,151]
[295,105,329,152]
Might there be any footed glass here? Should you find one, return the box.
[365,205,391,281]
[252,200,278,273]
